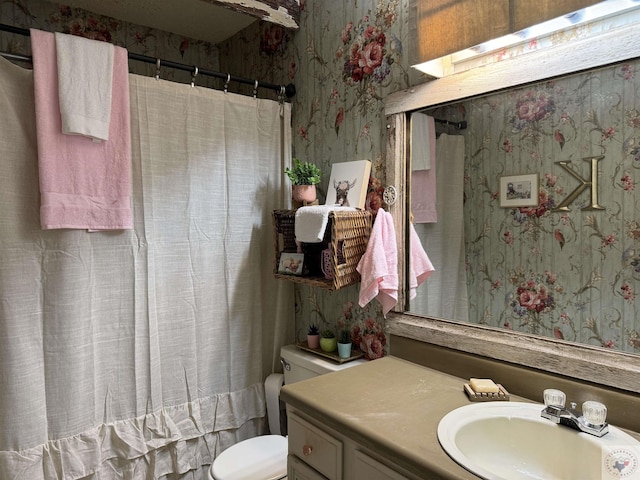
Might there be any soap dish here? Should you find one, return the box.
[464,383,510,402]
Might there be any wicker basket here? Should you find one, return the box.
[272,209,372,290]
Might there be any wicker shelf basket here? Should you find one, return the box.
[272,209,372,290]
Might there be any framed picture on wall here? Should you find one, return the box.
[325,160,372,210]
[499,174,539,208]
[278,253,304,275]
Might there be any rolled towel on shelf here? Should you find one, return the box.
[294,205,354,243]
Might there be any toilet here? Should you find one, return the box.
[208,344,366,480]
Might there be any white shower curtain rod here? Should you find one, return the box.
[0,22,296,98]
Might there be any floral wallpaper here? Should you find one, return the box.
[0,0,422,360]
[426,60,640,353]
[4,0,638,359]
[219,0,421,360]
[1,0,223,90]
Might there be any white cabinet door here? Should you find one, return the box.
[288,454,329,480]
[352,450,412,480]
[288,412,342,480]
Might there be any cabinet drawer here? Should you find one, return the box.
[288,412,342,480]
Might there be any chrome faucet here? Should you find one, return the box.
[540,389,609,437]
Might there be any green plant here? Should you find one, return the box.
[338,329,351,344]
[307,323,319,336]
[285,158,321,186]
[321,329,335,339]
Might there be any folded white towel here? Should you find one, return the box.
[295,205,354,243]
[411,113,435,171]
[55,32,114,142]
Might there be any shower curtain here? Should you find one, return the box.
[0,56,293,480]
[411,134,469,321]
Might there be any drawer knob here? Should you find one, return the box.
[302,444,313,456]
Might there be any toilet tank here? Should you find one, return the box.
[280,344,366,384]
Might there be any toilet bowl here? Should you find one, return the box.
[208,434,288,480]
[208,344,365,480]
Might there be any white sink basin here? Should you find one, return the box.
[438,402,640,480]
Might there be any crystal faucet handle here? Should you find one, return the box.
[543,389,566,407]
[582,401,607,426]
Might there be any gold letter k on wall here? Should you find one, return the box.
[552,156,605,212]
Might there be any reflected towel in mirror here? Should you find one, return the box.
[411,113,437,223]
[409,222,434,299]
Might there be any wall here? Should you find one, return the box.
[418,60,640,354]
[0,0,231,89]
[1,0,421,359]
[5,0,637,360]
[219,0,425,359]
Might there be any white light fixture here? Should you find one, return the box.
[413,0,640,78]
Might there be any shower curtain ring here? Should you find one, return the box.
[253,80,259,98]
[191,66,199,87]
[155,58,161,80]
[224,73,230,93]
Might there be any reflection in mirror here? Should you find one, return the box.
[409,58,640,354]
[410,113,468,322]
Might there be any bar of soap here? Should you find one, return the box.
[470,378,500,393]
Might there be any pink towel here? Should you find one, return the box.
[411,114,437,223]
[31,29,132,230]
[356,208,398,316]
[409,222,434,299]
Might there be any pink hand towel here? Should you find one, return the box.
[356,208,398,316]
[409,222,434,299]
[31,29,132,230]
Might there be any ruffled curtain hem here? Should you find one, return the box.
[0,383,266,480]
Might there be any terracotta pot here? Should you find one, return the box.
[292,185,317,203]
[307,334,320,349]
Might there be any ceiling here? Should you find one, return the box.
[47,0,263,45]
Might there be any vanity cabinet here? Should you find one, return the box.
[281,357,484,480]
[287,410,417,480]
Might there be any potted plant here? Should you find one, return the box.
[285,158,321,203]
[307,323,320,349]
[319,329,337,353]
[337,329,352,359]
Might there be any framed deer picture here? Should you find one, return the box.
[325,160,372,210]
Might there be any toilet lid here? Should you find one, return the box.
[211,435,287,480]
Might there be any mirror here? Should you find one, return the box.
[385,11,640,393]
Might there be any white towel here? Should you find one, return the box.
[356,209,398,316]
[55,32,115,142]
[411,113,435,171]
[295,205,354,243]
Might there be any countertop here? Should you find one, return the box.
[280,355,497,479]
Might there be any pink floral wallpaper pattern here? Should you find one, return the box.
[2,0,225,90]
[219,0,419,357]
[435,61,640,353]
[6,0,635,357]
[1,0,417,359]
